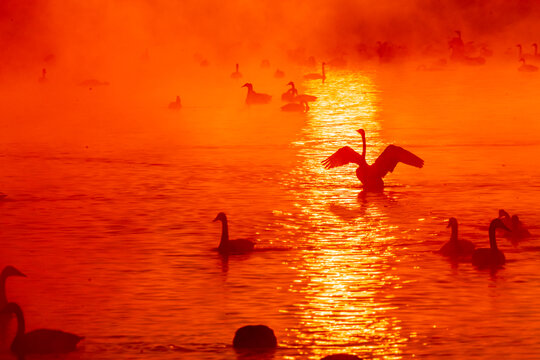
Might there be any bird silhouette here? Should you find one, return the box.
[322,129,424,191]
[213,212,255,254]
[304,62,326,81]
[439,218,475,258]
[2,302,83,356]
[168,96,182,109]
[472,219,508,268]
[231,63,242,79]
[242,83,271,105]
[518,58,538,72]
[281,100,309,112]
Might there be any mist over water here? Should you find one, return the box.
[2,1,540,360]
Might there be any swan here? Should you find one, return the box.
[322,129,424,191]
[281,82,298,102]
[282,82,317,102]
[281,100,309,112]
[532,43,540,60]
[242,83,271,105]
[38,68,47,83]
[439,217,475,258]
[518,58,538,72]
[304,62,326,81]
[274,69,285,78]
[231,64,242,79]
[472,219,508,268]
[168,96,182,109]
[213,212,254,254]
[1,266,26,309]
[1,302,83,355]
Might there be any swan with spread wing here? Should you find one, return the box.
[322,129,424,191]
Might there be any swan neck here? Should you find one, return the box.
[11,306,25,338]
[489,224,498,249]
[0,276,6,306]
[219,219,229,248]
[450,223,458,242]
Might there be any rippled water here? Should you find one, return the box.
[2,65,540,359]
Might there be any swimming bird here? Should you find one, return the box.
[508,215,531,239]
[472,219,508,268]
[322,129,424,191]
[1,266,26,309]
[281,100,309,112]
[213,212,255,254]
[439,218,475,258]
[241,83,271,105]
[168,96,182,109]
[281,82,298,102]
[304,62,326,81]
[231,63,242,79]
[2,302,83,355]
[518,58,538,72]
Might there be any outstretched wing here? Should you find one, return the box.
[322,146,364,169]
[371,145,424,178]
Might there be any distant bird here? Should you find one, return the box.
[231,63,242,79]
[281,100,309,112]
[2,302,83,356]
[213,212,254,254]
[282,82,317,102]
[1,266,26,309]
[322,129,424,192]
[498,210,531,240]
[518,58,538,72]
[304,62,326,81]
[38,68,47,83]
[439,218,475,258]
[168,96,182,109]
[532,43,540,60]
[241,83,271,105]
[274,69,285,78]
[281,82,298,102]
[516,44,533,61]
[472,219,508,268]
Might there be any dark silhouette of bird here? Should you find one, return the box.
[304,62,326,81]
[1,266,26,309]
[322,129,424,191]
[231,63,242,79]
[38,68,47,83]
[472,219,509,268]
[439,218,475,258]
[168,96,182,109]
[518,58,538,72]
[213,212,254,254]
[274,69,285,78]
[281,82,298,102]
[498,210,531,240]
[281,100,309,112]
[241,83,271,105]
[2,302,83,356]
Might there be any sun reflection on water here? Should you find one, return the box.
[281,71,409,358]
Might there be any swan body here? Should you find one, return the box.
[439,217,475,258]
[213,212,254,254]
[322,129,424,191]
[518,58,538,72]
[304,62,326,80]
[281,101,309,112]
[242,83,271,105]
[231,64,242,79]
[2,303,83,355]
[168,96,182,109]
[472,219,508,268]
[499,210,531,239]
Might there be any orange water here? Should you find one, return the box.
[1,65,540,359]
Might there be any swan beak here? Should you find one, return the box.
[446,222,451,228]
[212,216,219,222]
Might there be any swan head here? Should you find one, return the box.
[356,129,365,136]
[0,302,22,317]
[241,83,252,89]
[533,43,538,48]
[490,218,510,232]
[447,217,458,228]
[499,209,510,218]
[287,81,294,87]
[1,266,26,280]
[213,212,227,222]
[455,30,461,38]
